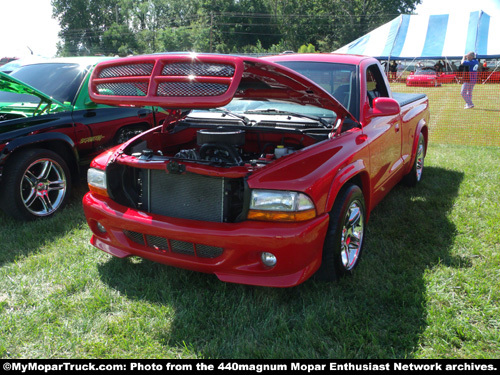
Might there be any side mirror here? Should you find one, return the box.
[84,99,98,108]
[371,97,400,117]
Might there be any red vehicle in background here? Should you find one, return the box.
[406,68,445,86]
[479,70,500,83]
[82,53,429,287]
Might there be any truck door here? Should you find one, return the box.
[363,64,403,201]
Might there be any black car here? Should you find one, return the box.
[0,57,162,220]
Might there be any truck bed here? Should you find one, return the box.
[393,92,427,107]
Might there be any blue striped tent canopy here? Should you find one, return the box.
[335,11,500,59]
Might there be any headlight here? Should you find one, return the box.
[247,190,316,222]
[87,168,108,197]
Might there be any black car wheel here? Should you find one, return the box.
[315,184,366,282]
[0,149,71,221]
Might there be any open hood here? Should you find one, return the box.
[88,53,355,121]
[0,71,68,110]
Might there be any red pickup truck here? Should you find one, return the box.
[82,53,429,287]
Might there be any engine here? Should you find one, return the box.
[174,128,296,167]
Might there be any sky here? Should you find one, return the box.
[1,0,500,58]
[1,0,60,58]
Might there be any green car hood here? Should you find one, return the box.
[0,71,70,113]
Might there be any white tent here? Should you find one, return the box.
[334,10,500,60]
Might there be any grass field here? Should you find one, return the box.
[0,141,499,359]
[393,82,500,147]
[0,85,499,359]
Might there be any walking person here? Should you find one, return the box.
[460,52,479,109]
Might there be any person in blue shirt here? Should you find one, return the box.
[461,51,479,109]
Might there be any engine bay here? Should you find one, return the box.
[125,119,328,169]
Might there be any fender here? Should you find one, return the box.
[0,132,80,168]
[325,159,371,217]
[405,118,428,175]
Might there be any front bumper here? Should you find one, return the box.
[83,192,330,287]
[406,79,436,87]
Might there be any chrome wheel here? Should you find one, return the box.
[403,132,425,187]
[20,158,67,217]
[340,200,364,270]
[315,184,366,281]
[415,136,425,182]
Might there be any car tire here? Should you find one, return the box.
[315,184,366,282]
[113,125,148,145]
[0,149,71,221]
[403,132,425,187]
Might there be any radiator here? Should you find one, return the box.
[143,170,227,222]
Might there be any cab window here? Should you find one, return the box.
[366,64,389,107]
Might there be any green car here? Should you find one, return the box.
[0,57,161,221]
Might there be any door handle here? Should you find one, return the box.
[137,109,150,118]
[84,110,96,118]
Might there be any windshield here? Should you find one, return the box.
[273,61,358,117]
[190,98,337,128]
[415,69,436,76]
[0,63,90,104]
[226,99,335,119]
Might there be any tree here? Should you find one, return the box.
[199,0,281,53]
[102,23,137,56]
[298,43,316,53]
[51,0,422,56]
[265,0,422,52]
[52,0,124,55]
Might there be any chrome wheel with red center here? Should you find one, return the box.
[340,200,364,271]
[21,158,68,217]
[0,148,71,221]
[316,184,366,281]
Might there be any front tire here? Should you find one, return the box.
[315,184,366,282]
[0,149,71,221]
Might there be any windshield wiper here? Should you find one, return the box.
[244,108,330,128]
[210,107,251,126]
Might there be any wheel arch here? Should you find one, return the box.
[112,122,150,145]
[407,119,428,173]
[1,133,80,183]
[325,160,372,221]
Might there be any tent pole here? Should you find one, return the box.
[444,56,459,84]
[398,57,417,81]
[483,60,500,84]
[387,56,391,80]
[387,15,404,82]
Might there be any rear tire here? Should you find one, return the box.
[403,132,425,187]
[315,184,366,282]
[113,125,148,145]
[0,149,71,221]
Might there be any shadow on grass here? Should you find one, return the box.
[0,184,89,265]
[472,108,500,113]
[97,166,464,359]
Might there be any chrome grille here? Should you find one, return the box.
[127,232,224,258]
[162,63,235,77]
[146,235,169,251]
[157,82,228,97]
[98,63,154,78]
[97,82,148,96]
[124,230,145,245]
[196,244,224,258]
[170,240,195,256]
